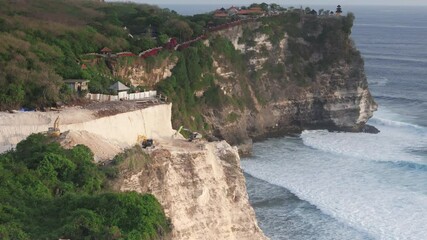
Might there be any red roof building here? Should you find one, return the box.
[214,12,229,18]
[214,8,229,18]
[100,47,112,54]
[238,7,265,16]
[227,6,239,15]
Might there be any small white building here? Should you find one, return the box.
[64,79,89,92]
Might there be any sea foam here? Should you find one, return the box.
[242,110,427,239]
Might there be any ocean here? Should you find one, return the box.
[164,4,427,239]
[241,6,427,240]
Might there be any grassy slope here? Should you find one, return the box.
[0,0,205,110]
[0,0,357,133]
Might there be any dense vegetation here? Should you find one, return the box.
[157,38,251,131]
[0,0,210,110]
[0,0,357,130]
[156,10,356,132]
[249,10,357,86]
[158,42,215,130]
[0,134,170,239]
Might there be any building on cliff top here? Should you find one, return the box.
[109,81,130,93]
[109,81,130,100]
[100,47,112,54]
[64,79,89,92]
[336,5,343,16]
[238,7,265,18]
[228,6,239,15]
[213,6,266,19]
[214,8,228,18]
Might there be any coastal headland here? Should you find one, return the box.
[0,1,376,239]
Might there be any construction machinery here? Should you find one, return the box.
[176,126,202,142]
[137,135,154,148]
[47,116,61,137]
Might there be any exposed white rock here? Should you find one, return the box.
[254,34,272,51]
[249,57,269,70]
[357,88,378,124]
[120,140,267,240]
[277,37,288,64]
[115,57,177,87]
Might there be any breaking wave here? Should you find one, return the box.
[243,109,427,239]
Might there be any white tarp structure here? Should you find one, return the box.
[86,90,157,102]
[109,81,130,92]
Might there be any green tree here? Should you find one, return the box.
[0,134,171,239]
[342,12,355,34]
[260,2,269,11]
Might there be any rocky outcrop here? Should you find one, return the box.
[105,16,376,157]
[114,55,178,87]
[202,15,377,154]
[119,141,267,240]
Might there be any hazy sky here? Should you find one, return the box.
[109,0,427,6]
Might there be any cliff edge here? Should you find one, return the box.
[0,102,266,239]
[117,141,266,240]
[204,14,377,153]
[118,13,378,155]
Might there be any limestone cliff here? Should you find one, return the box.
[202,14,377,154]
[118,141,266,240]
[109,15,376,156]
[113,54,178,87]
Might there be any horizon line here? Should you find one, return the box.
[155,3,427,6]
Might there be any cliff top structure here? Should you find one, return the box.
[336,5,343,15]
[213,5,266,18]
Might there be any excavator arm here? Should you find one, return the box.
[175,126,202,142]
[47,116,60,137]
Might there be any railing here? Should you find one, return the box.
[84,16,269,60]
[86,90,157,102]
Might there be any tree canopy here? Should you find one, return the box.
[0,134,170,239]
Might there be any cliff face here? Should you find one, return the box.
[113,55,178,87]
[109,15,376,155]
[118,141,266,240]
[203,14,377,153]
[0,103,266,239]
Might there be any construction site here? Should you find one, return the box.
[0,99,203,163]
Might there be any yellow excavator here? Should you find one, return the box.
[137,135,154,148]
[47,116,60,137]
